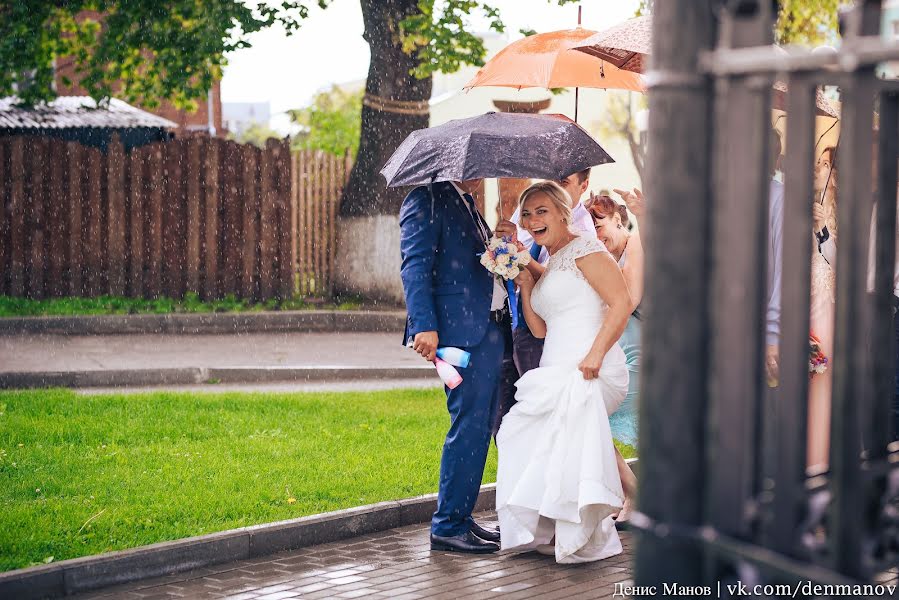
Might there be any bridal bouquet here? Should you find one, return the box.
[809,333,828,375]
[480,236,531,280]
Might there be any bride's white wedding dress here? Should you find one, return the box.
[496,235,629,564]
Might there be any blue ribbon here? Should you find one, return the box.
[507,243,542,331]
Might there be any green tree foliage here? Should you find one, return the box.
[775,0,849,46]
[289,86,363,158]
[227,121,283,149]
[0,0,325,109]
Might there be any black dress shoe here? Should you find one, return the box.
[430,531,499,554]
[469,520,501,542]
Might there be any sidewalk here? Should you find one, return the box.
[69,513,634,600]
[0,331,440,389]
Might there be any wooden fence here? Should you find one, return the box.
[293,149,352,297]
[0,135,350,300]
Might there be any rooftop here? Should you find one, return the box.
[0,96,178,130]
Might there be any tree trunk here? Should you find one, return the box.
[340,0,433,217]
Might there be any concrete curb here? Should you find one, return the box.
[0,310,406,336]
[0,366,437,389]
[0,485,497,600]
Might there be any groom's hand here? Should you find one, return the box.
[413,331,439,362]
[494,219,518,241]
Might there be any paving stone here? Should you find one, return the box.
[69,513,633,599]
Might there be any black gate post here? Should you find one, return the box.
[633,0,717,587]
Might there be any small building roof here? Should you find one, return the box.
[0,96,178,130]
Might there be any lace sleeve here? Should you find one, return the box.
[553,235,610,277]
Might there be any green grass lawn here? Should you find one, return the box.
[0,388,636,572]
[0,293,364,317]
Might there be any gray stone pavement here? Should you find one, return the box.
[0,332,421,372]
[70,512,633,600]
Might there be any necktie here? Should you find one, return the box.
[463,193,490,243]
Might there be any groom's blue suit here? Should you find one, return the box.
[400,181,506,537]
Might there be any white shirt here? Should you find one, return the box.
[450,182,508,311]
[511,201,595,264]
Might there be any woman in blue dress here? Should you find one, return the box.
[587,194,643,522]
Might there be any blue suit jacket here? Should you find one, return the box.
[400,181,495,348]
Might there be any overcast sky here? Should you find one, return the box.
[221,0,641,126]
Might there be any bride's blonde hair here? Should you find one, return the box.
[518,181,573,224]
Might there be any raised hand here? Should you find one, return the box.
[812,203,826,233]
[613,187,645,218]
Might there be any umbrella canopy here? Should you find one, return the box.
[573,15,651,73]
[463,28,644,92]
[575,19,838,117]
[380,112,614,188]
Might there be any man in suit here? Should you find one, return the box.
[400,179,509,554]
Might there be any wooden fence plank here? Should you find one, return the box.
[327,152,338,297]
[67,143,84,295]
[185,137,202,295]
[107,135,126,296]
[277,138,293,299]
[163,140,183,297]
[0,140,7,295]
[241,145,258,299]
[146,144,163,298]
[128,147,145,297]
[26,137,47,299]
[203,138,220,300]
[258,140,275,300]
[313,151,323,296]
[298,150,307,296]
[221,141,240,297]
[85,147,103,296]
[47,139,67,297]
[8,138,25,296]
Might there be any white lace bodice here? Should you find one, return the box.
[531,235,622,368]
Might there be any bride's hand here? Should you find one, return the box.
[578,349,605,380]
[514,269,535,289]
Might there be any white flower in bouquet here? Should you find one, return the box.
[481,235,531,280]
[494,264,509,278]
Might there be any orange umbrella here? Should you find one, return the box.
[464,28,645,122]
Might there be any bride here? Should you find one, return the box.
[496,180,632,564]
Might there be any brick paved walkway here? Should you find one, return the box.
[71,512,634,600]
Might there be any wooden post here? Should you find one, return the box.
[146,144,164,298]
[8,138,24,296]
[85,147,103,296]
[26,137,47,298]
[327,152,338,298]
[47,140,67,297]
[185,137,202,295]
[0,140,7,295]
[221,141,240,297]
[107,133,126,296]
[277,138,293,299]
[241,144,258,300]
[66,142,84,296]
[163,140,184,298]
[203,138,221,300]
[128,147,145,298]
[299,150,308,296]
[634,2,717,588]
[258,140,276,300]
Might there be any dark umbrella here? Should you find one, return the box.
[380,112,614,188]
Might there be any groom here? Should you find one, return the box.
[399,179,509,554]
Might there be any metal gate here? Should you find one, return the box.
[634,0,899,592]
